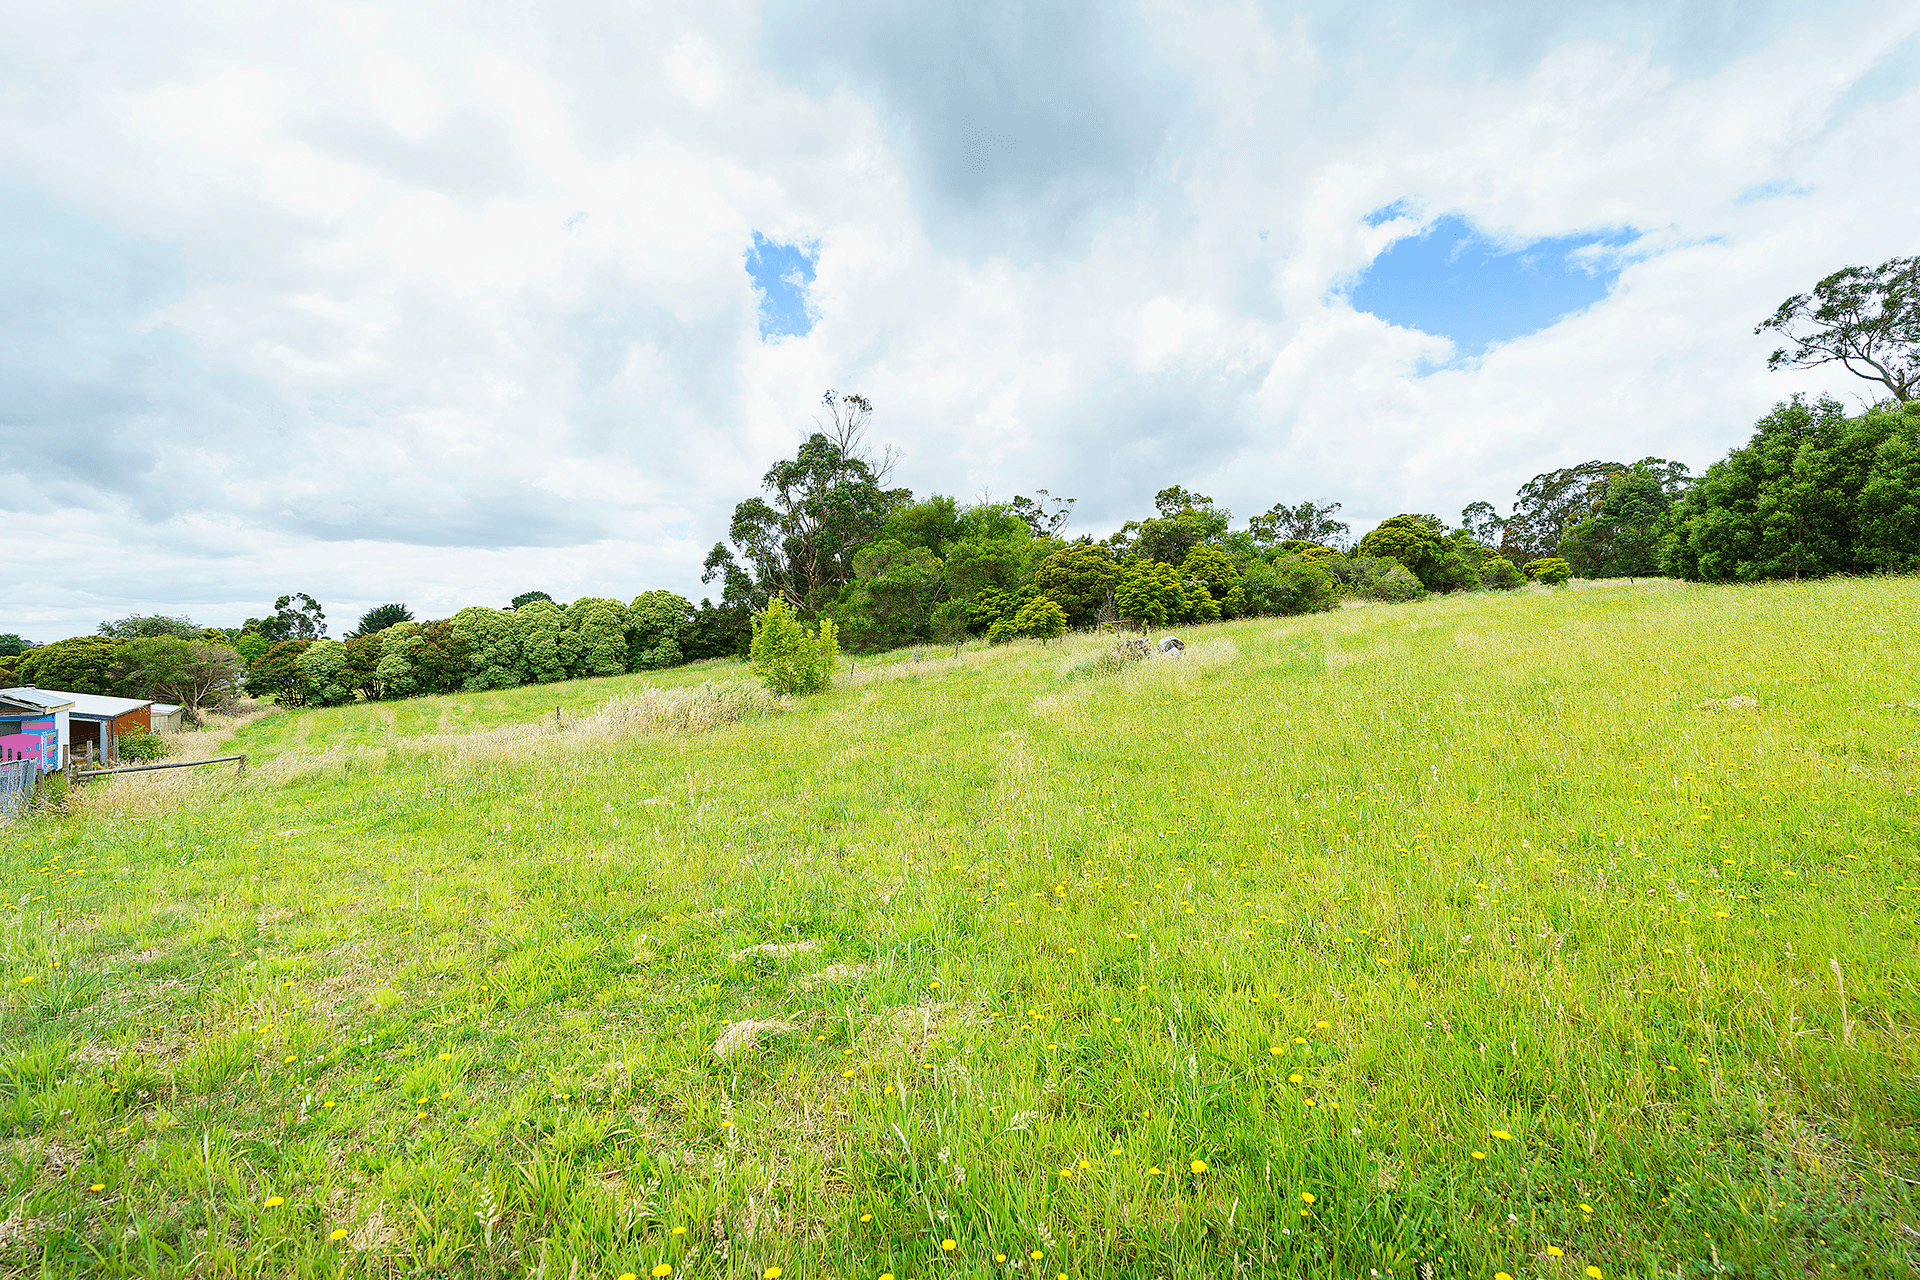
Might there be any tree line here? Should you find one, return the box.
[5,257,1913,708]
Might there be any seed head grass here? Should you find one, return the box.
[2,577,1917,1276]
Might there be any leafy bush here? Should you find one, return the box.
[990,596,1069,643]
[1524,557,1573,586]
[629,591,693,670]
[244,640,313,705]
[1480,556,1525,590]
[1178,545,1243,618]
[1033,543,1119,626]
[295,639,357,706]
[117,732,169,762]
[750,599,839,695]
[567,598,630,678]
[1366,563,1427,602]
[1663,396,1920,580]
[114,637,242,712]
[1115,560,1185,626]
[515,599,574,684]
[1242,556,1338,615]
[452,607,523,691]
[16,636,121,696]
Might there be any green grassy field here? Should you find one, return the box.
[4,578,1918,1279]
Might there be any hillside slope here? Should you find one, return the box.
[4,578,1918,1278]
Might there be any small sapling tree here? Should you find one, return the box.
[750,598,839,695]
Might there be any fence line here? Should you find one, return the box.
[0,757,39,817]
[71,754,248,784]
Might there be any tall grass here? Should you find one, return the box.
[2,577,1917,1278]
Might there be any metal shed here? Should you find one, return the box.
[1,687,153,768]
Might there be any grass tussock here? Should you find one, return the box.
[4,576,1920,1279]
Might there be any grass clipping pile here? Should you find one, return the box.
[75,681,777,813]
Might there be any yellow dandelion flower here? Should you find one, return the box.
[995,1254,1008,1263]
[437,1052,452,1060]
[942,1239,957,1251]
[1491,1129,1512,1141]
[1190,1159,1208,1174]
[89,1183,105,1192]
[331,1228,349,1241]
[1315,1020,1329,1028]
[1147,1166,1162,1176]
[264,1196,285,1207]
[672,1226,688,1235]
[1288,1073,1303,1084]
[1547,1246,1563,1257]
[1497,1273,1514,1280]
[1578,1203,1593,1214]
[1587,1268,1603,1279]
[1471,1151,1486,1161]
[283,1055,297,1064]
[653,1268,674,1279]
[1076,1158,1091,1169]
[1269,1046,1283,1055]
[881,1275,894,1280]
[764,1268,782,1279]
[859,1215,872,1223]
[1304,1098,1317,1107]
[1031,1250,1045,1260]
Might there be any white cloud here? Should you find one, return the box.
[2,0,1916,639]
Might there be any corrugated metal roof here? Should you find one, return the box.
[3,687,149,718]
[0,688,75,712]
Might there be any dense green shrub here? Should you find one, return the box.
[629,591,693,670]
[1366,562,1427,602]
[1357,515,1487,591]
[1524,557,1573,586]
[245,640,313,705]
[1242,556,1338,614]
[452,607,523,691]
[989,596,1069,643]
[838,541,944,651]
[1662,396,1920,581]
[750,599,839,695]
[1115,560,1186,625]
[295,639,356,706]
[1033,543,1119,626]
[117,732,169,762]
[1480,556,1525,590]
[374,620,469,698]
[15,636,121,696]
[514,599,573,684]
[1178,545,1244,618]
[567,598,630,678]
[375,622,427,698]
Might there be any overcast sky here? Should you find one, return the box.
[4,0,1916,640]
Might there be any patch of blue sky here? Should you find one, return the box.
[1361,199,1416,228]
[1348,212,1639,357]
[745,232,819,339]
[1735,179,1810,205]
